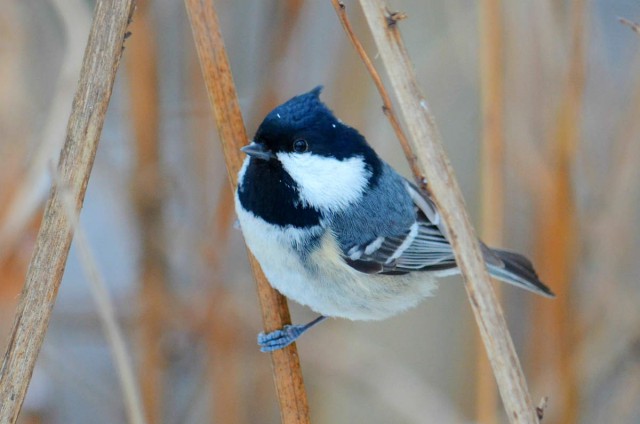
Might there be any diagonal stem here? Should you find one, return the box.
[353,0,539,422]
[184,1,311,423]
[0,1,137,422]
[329,0,420,182]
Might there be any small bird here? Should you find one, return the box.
[235,87,553,352]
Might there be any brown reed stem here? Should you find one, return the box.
[532,1,586,423]
[476,0,505,421]
[185,41,245,423]
[0,0,89,265]
[185,29,246,423]
[126,3,168,422]
[329,0,421,184]
[51,164,146,424]
[0,1,136,421]
[184,1,310,423]
[478,0,505,251]
[355,0,539,422]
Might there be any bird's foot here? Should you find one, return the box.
[257,315,327,352]
[258,325,307,352]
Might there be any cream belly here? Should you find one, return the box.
[235,194,437,321]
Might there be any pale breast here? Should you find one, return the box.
[235,193,437,320]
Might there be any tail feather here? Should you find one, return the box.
[487,248,555,298]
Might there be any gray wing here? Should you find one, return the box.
[341,181,458,275]
[331,167,555,297]
[341,177,504,274]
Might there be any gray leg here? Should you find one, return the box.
[257,315,327,352]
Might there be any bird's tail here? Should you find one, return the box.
[486,248,555,298]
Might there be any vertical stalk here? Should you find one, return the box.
[356,0,539,422]
[126,3,167,423]
[476,0,505,421]
[53,168,146,424]
[184,1,310,423]
[187,40,245,424]
[0,1,136,421]
[478,0,505,246]
[532,0,586,422]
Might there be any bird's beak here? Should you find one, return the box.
[241,142,275,161]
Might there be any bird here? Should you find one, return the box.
[235,87,553,352]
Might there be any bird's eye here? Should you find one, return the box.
[292,139,308,153]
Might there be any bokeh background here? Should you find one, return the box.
[1,0,640,423]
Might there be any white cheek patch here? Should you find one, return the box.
[277,152,370,212]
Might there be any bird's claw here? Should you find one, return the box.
[257,324,305,352]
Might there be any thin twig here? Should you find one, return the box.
[0,1,136,422]
[354,1,539,422]
[329,0,421,184]
[184,1,311,423]
[0,0,91,264]
[51,164,146,424]
[536,396,548,420]
[619,17,640,35]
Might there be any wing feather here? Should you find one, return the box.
[337,177,554,297]
[341,181,459,274]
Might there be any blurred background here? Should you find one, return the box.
[1,0,639,423]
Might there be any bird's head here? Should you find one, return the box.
[241,87,381,212]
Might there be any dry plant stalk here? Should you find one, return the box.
[52,166,146,424]
[532,0,586,422]
[186,41,244,423]
[0,0,90,265]
[184,1,310,423]
[478,0,505,256]
[330,0,420,180]
[355,0,539,422]
[619,17,640,35]
[477,0,505,421]
[0,1,136,422]
[126,4,169,422]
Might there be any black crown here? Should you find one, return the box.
[266,86,335,128]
